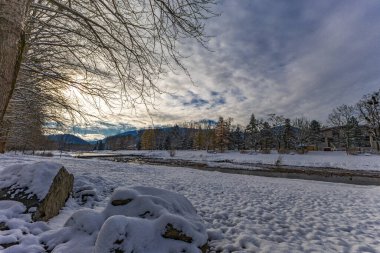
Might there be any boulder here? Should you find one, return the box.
[0,161,74,221]
[33,167,74,221]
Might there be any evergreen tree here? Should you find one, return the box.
[260,121,273,151]
[182,134,191,150]
[193,126,205,150]
[282,118,294,150]
[352,118,363,147]
[94,140,104,150]
[347,116,362,149]
[164,136,171,150]
[268,114,285,150]
[205,124,216,151]
[231,125,244,150]
[293,117,310,152]
[309,120,322,148]
[136,139,142,150]
[215,117,232,152]
[170,125,181,150]
[245,114,259,150]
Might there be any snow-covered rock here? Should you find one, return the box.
[0,161,74,221]
[41,186,208,253]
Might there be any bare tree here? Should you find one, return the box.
[0,0,216,152]
[267,113,285,151]
[292,117,310,153]
[357,90,380,151]
[328,104,358,152]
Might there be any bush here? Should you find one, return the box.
[277,149,290,154]
[169,149,176,157]
[37,152,54,157]
[296,148,308,154]
[275,155,283,166]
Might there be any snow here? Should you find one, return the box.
[0,161,63,200]
[0,201,26,220]
[41,186,207,253]
[94,215,203,253]
[1,153,380,252]
[0,200,49,253]
[99,150,380,171]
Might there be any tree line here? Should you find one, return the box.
[103,88,380,153]
[103,115,322,153]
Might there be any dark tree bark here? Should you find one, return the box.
[0,0,30,153]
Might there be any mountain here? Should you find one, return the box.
[48,134,90,145]
[69,121,137,141]
[112,130,139,138]
[199,119,217,126]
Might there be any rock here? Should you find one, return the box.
[200,243,210,253]
[0,241,19,249]
[33,167,74,221]
[163,223,193,243]
[163,224,209,253]
[0,162,74,221]
[0,221,9,231]
[111,198,132,206]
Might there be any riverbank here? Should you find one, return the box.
[82,154,380,186]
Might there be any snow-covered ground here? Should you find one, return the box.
[1,153,380,252]
[84,150,380,171]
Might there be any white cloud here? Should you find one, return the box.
[77,0,380,135]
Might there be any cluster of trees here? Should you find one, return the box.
[103,88,380,153]
[103,115,323,153]
[327,105,363,151]
[357,91,380,150]
[0,0,216,153]
[325,90,380,151]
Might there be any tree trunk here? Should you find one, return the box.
[0,140,5,153]
[0,0,30,153]
[0,123,9,153]
[376,128,380,152]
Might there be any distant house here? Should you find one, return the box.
[319,126,373,151]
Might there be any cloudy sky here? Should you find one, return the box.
[73,0,380,139]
